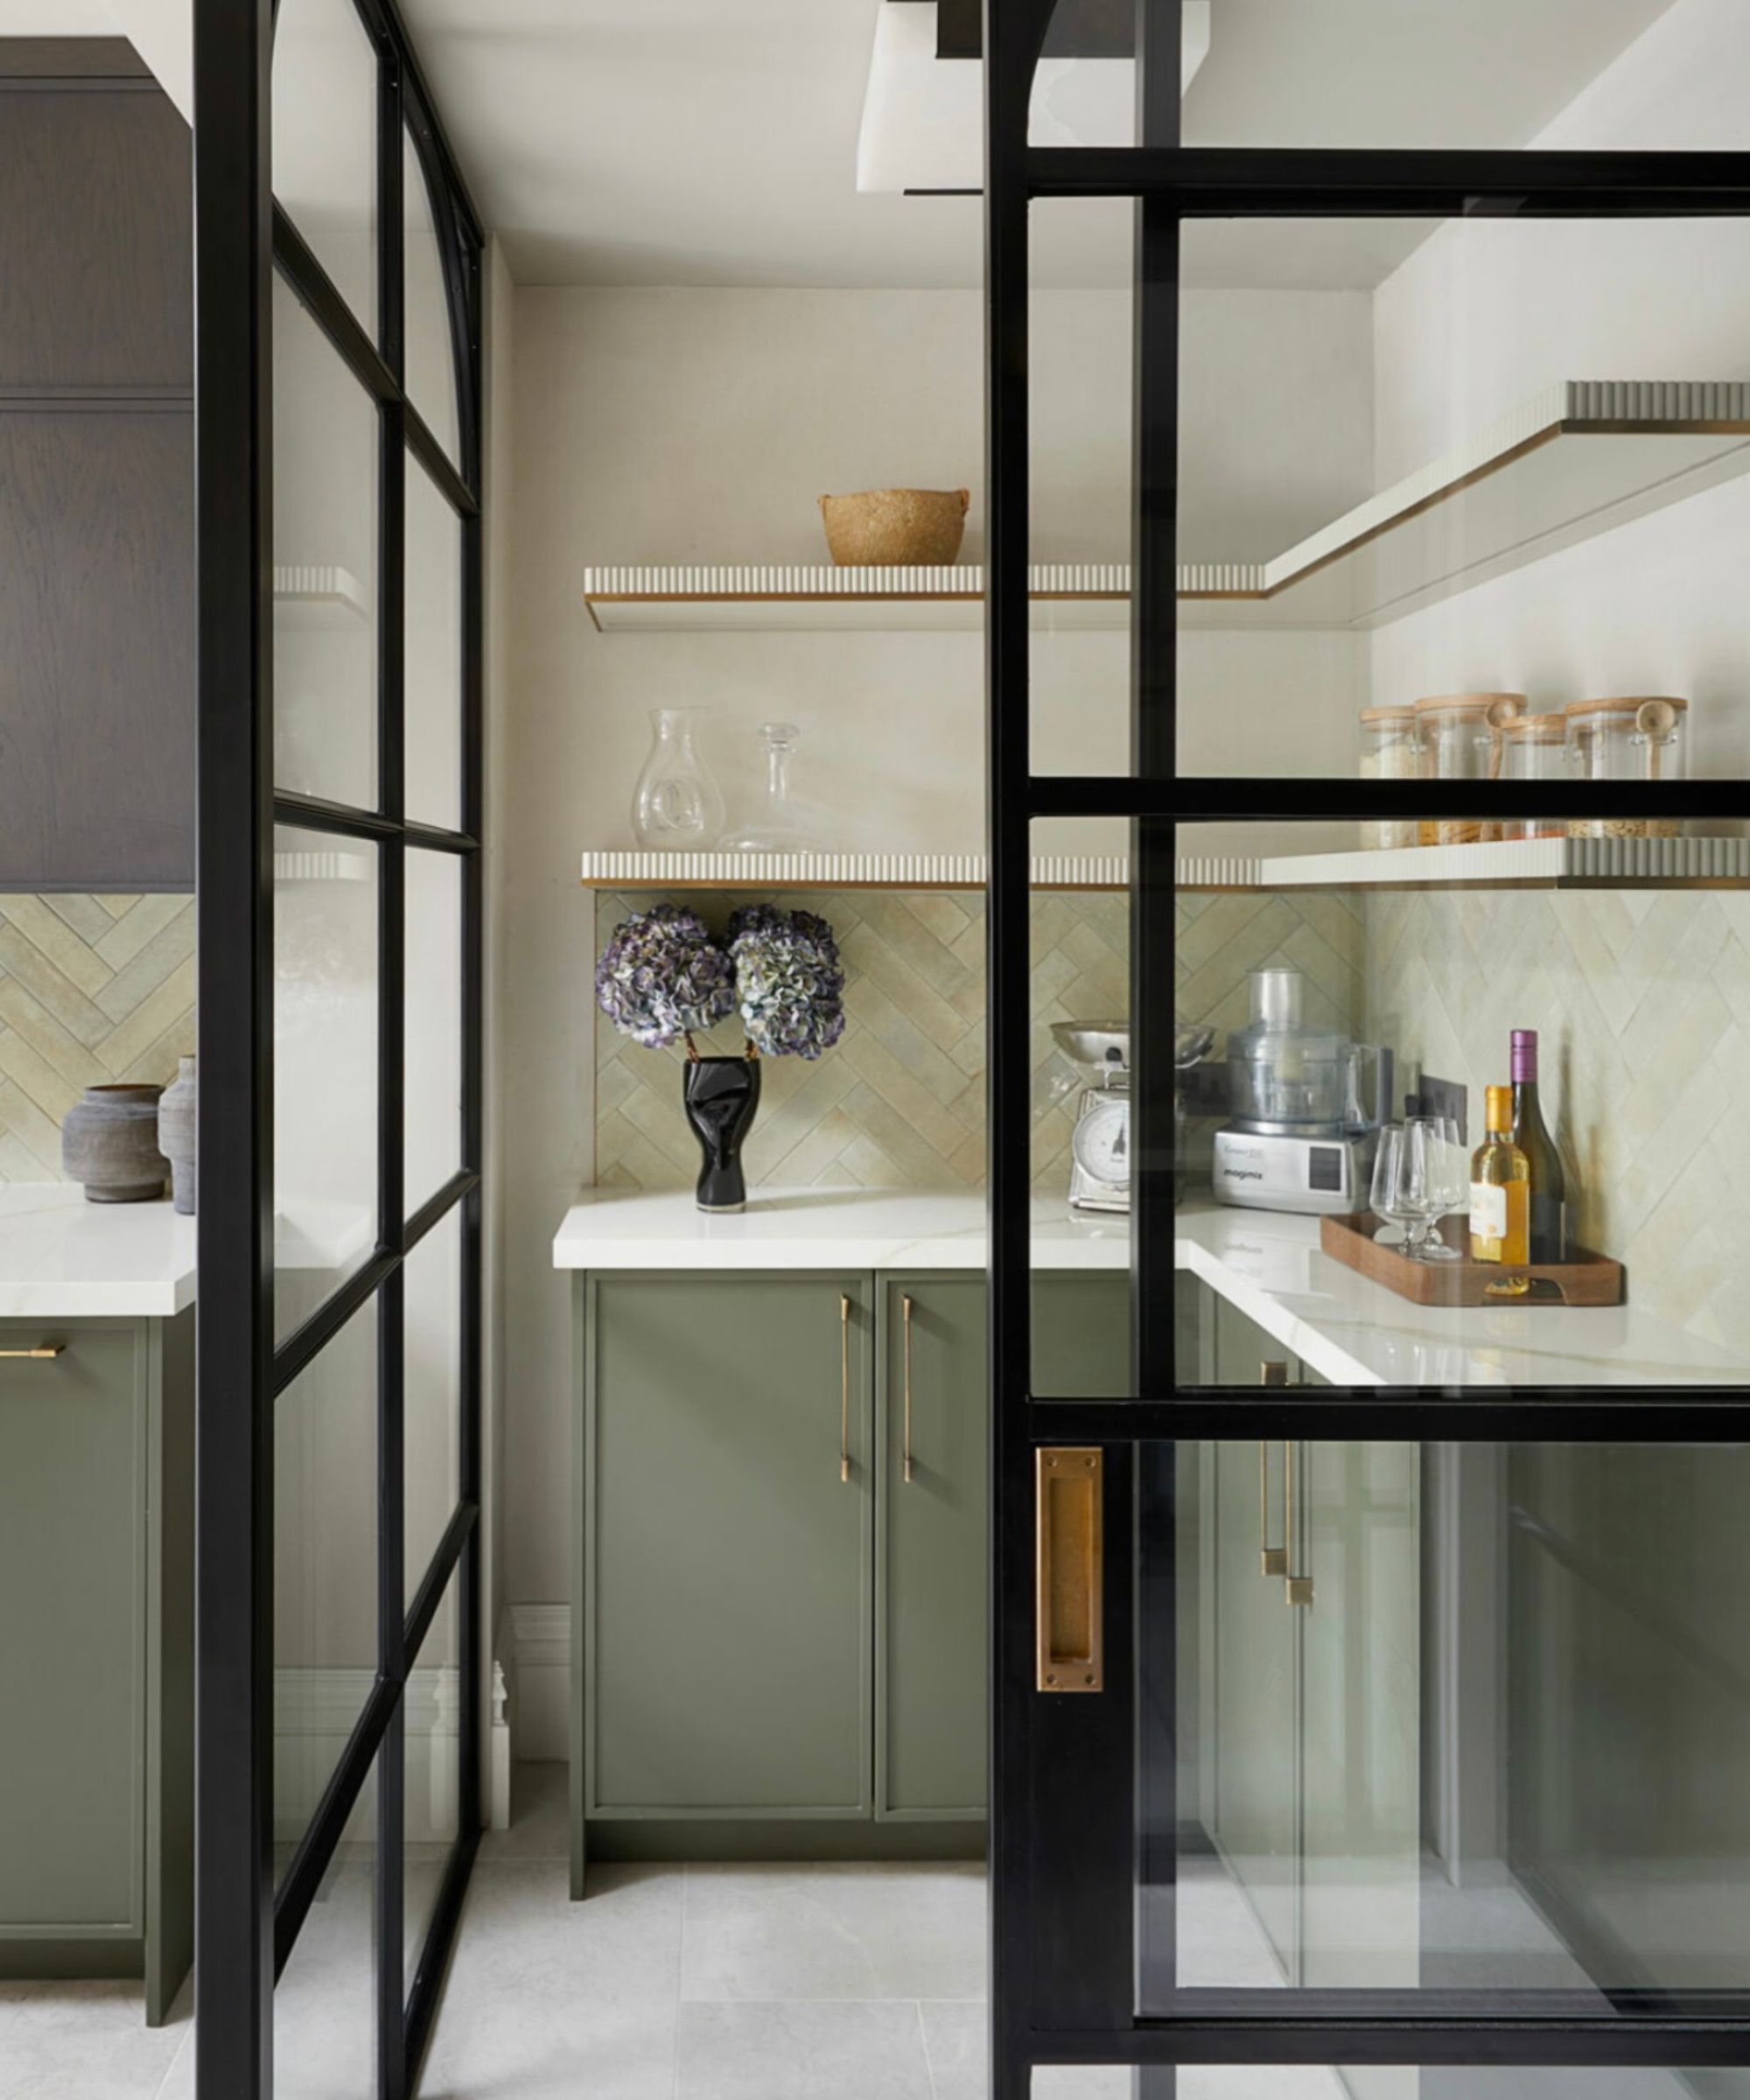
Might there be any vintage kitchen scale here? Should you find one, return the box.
[1052,1021,1218,1214]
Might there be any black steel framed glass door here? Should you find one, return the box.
[984,1,1750,2093]
[193,1,485,2092]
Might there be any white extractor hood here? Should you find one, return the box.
[856,0,1212,193]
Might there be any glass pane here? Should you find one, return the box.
[273,276,381,808]
[1026,821,1131,1400]
[404,1202,463,1606]
[405,126,461,465]
[272,0,379,333]
[1028,196,1131,780]
[405,846,464,1215]
[404,1566,462,1990]
[1144,1438,1750,2007]
[1172,214,1750,789]
[273,1747,379,2099]
[274,1296,378,1858]
[1030,0,1739,152]
[1166,822,1750,1388]
[275,825,380,1345]
[406,449,464,830]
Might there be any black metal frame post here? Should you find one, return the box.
[983,0,1750,2091]
[193,1,487,2092]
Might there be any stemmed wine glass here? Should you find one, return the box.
[1406,1115,1467,1261]
[1373,1117,1466,1261]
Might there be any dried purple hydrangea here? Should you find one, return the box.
[595,903,735,1049]
[729,905,846,1060]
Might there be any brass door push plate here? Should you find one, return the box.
[1036,1447,1103,1693]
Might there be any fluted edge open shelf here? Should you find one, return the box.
[583,380,1750,634]
[273,564,370,628]
[579,837,1750,893]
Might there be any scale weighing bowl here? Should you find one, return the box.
[1051,1020,1130,1077]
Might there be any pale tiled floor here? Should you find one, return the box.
[0,1766,1675,2100]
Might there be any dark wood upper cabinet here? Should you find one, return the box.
[0,47,194,892]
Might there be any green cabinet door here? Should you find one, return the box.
[1299,1439,1420,1990]
[580,1274,873,1821]
[1032,1271,1131,1397]
[0,1322,145,1936]
[877,1277,986,1821]
[1208,1435,1301,1980]
[1212,1292,1298,1389]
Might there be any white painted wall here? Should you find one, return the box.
[1370,0,1750,770]
[497,281,1372,1605]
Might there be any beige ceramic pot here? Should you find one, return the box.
[818,487,970,566]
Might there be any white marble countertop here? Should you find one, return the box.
[553,1186,1746,1389]
[0,1184,197,1319]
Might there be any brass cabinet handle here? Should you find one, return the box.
[0,1345,65,1361]
[901,1294,914,1484]
[839,1293,851,1483]
[1037,1448,1103,1692]
[1257,1363,1289,1576]
[1284,1439,1314,1608]
[1258,1440,1287,1578]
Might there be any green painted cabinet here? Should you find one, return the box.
[576,1273,875,1858]
[877,1276,986,1821]
[573,1264,1198,1875]
[0,1312,192,2023]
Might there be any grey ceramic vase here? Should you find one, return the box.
[158,1055,197,1214]
[61,1082,168,1203]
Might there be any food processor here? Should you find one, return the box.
[1212,969,1390,1216]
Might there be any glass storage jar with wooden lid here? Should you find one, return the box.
[1358,704,1419,850]
[1565,696,1689,837]
[1413,693,1524,845]
[1499,715,1570,840]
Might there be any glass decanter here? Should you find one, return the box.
[722,722,822,852]
[630,708,724,850]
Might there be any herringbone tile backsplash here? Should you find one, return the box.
[593,888,1362,1198]
[0,894,197,1180]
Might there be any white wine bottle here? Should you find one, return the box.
[1470,1085,1530,1284]
[1510,1030,1567,1264]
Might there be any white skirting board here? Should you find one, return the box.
[505,1601,571,1765]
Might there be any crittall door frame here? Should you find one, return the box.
[983,1,1750,2093]
[193,2,486,2095]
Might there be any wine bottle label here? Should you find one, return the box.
[1470,1182,1507,1242]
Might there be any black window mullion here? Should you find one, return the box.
[1026,145,1750,214]
[376,29,410,2098]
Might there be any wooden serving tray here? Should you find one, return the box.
[1319,1212,1625,1308]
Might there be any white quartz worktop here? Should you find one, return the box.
[553,1186,1746,1390]
[0,1184,197,1320]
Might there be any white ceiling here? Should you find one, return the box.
[402,0,1676,290]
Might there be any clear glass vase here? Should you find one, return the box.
[630,708,724,850]
[723,722,822,852]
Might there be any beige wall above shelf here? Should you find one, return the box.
[582,381,1750,636]
[580,837,1750,895]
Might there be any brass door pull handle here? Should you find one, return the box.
[1257,1363,1289,1577]
[839,1293,851,1483]
[1258,1439,1287,1578]
[1036,1447,1103,1692]
[1284,1438,1313,1608]
[901,1294,914,1484]
[0,1345,64,1360]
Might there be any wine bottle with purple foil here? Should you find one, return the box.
[1510,1029,1568,1263]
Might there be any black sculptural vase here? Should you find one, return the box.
[682,1054,761,1213]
